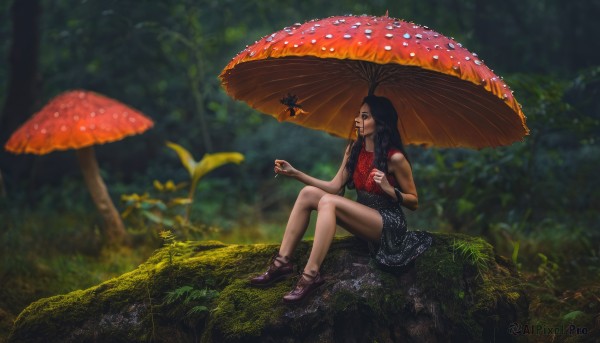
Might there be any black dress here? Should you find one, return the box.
[352,147,433,270]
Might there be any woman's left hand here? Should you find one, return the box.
[370,168,391,191]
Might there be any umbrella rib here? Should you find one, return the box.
[403,85,457,145]
[425,80,512,144]
[407,78,494,145]
[395,94,436,145]
[384,68,514,145]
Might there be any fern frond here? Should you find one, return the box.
[164,285,194,304]
[187,306,209,316]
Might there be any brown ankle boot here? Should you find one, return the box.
[249,253,294,287]
[282,272,325,303]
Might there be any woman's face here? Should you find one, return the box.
[355,103,376,137]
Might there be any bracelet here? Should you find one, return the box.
[394,188,403,205]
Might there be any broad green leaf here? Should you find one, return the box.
[121,193,141,202]
[168,197,193,206]
[166,141,197,176]
[142,211,174,226]
[153,180,164,191]
[511,241,520,265]
[562,311,584,322]
[538,253,548,264]
[121,206,134,219]
[165,180,176,191]
[139,199,166,211]
[457,198,475,216]
[192,152,244,183]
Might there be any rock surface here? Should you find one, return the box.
[8,233,528,342]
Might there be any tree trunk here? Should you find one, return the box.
[0,169,6,198]
[76,147,129,246]
[0,0,41,193]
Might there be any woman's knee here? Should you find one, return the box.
[317,194,337,211]
[297,186,323,207]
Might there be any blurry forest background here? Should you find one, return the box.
[1,0,599,340]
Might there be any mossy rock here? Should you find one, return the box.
[8,233,528,342]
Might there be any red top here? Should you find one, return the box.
[353,147,401,194]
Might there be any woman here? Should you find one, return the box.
[250,95,432,303]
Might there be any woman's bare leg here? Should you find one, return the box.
[303,194,383,275]
[278,186,327,260]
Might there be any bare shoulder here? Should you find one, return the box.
[389,150,407,165]
[388,150,411,175]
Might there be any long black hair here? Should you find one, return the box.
[344,95,409,189]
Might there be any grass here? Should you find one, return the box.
[0,206,155,342]
[451,238,493,278]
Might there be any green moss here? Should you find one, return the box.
[198,242,314,341]
[204,280,289,341]
[9,235,529,342]
[9,239,303,342]
[330,288,362,312]
[10,241,220,341]
[416,233,524,339]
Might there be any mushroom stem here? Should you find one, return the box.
[76,146,128,246]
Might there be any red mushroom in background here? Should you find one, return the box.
[220,14,529,148]
[5,90,154,246]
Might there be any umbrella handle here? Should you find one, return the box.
[368,81,379,96]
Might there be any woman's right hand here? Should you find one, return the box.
[274,159,297,177]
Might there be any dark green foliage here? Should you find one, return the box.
[1,0,598,241]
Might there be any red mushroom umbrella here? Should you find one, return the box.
[5,90,154,245]
[220,14,529,148]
